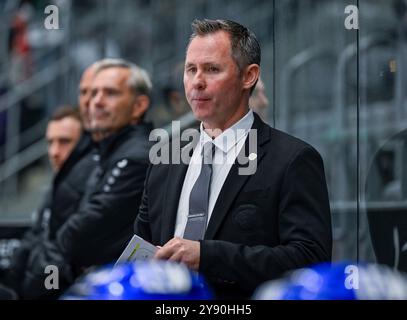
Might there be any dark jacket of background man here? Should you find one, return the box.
[3,132,95,289]
[0,108,96,298]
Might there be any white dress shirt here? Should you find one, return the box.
[174,110,254,238]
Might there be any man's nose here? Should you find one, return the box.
[84,91,93,108]
[92,91,105,107]
[49,143,60,159]
[90,92,105,115]
[192,71,206,90]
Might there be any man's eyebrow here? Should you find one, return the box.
[59,137,73,142]
[203,62,221,67]
[91,85,119,92]
[185,61,222,68]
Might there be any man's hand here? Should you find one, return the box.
[154,237,200,271]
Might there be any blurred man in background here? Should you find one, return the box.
[0,105,86,298]
[16,59,153,299]
[46,106,82,172]
[249,77,269,123]
[78,64,97,132]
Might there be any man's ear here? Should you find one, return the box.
[131,95,150,124]
[242,64,260,91]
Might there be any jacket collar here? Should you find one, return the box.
[98,122,153,167]
[97,125,133,163]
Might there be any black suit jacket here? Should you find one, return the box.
[135,113,332,299]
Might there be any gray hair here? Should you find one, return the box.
[94,58,152,98]
[189,19,261,72]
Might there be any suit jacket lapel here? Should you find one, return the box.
[205,113,270,240]
[160,162,188,243]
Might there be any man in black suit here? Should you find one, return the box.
[134,19,332,299]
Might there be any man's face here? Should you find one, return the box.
[89,67,136,135]
[184,31,247,131]
[46,117,82,172]
[78,66,97,130]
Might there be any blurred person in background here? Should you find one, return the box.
[78,62,100,133]
[0,60,117,299]
[249,77,269,123]
[146,62,190,128]
[164,62,191,119]
[46,106,82,172]
[8,0,34,85]
[0,105,86,298]
[365,129,407,273]
[13,59,153,299]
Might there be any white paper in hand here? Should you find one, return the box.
[115,234,158,267]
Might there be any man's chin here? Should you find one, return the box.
[52,163,61,172]
[89,126,115,141]
[82,121,92,131]
[192,110,209,123]
[90,125,110,134]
